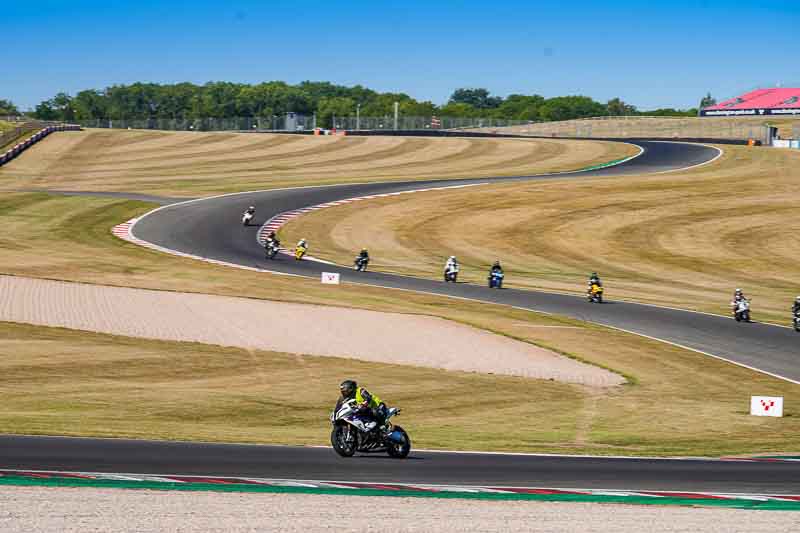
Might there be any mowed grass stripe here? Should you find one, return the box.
[0,130,639,196]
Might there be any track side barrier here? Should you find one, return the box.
[0,124,82,167]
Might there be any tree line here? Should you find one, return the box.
[4,83,701,125]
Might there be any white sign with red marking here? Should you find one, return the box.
[750,396,783,417]
[321,272,340,285]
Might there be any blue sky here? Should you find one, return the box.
[4,0,799,111]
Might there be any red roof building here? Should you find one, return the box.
[700,88,800,117]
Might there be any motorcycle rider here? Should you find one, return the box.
[588,272,602,288]
[264,230,280,247]
[731,288,747,310]
[793,296,800,316]
[357,248,369,264]
[490,260,503,275]
[245,206,256,215]
[338,380,388,432]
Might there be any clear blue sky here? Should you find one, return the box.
[4,0,799,111]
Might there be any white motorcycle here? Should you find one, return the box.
[330,398,411,458]
[264,240,280,260]
[444,263,459,283]
[242,211,254,226]
[733,298,751,322]
[793,309,800,332]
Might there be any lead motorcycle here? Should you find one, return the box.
[793,309,800,332]
[330,398,411,458]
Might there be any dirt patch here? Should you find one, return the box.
[0,275,622,387]
[1,487,796,533]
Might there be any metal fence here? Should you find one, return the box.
[332,115,534,131]
[80,115,317,132]
[0,121,42,150]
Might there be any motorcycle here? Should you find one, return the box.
[295,244,307,260]
[330,398,411,459]
[264,240,280,260]
[354,256,369,272]
[488,270,504,288]
[733,298,751,322]
[242,211,254,226]
[444,263,459,283]
[588,283,604,303]
[794,309,800,332]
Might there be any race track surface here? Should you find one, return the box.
[1,435,798,493]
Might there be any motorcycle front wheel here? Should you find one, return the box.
[331,425,357,457]
[385,426,411,459]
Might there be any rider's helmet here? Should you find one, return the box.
[361,248,368,253]
[449,256,456,261]
[796,295,800,302]
[299,238,307,246]
[340,380,357,399]
[493,260,501,268]
[591,272,598,279]
[248,206,255,211]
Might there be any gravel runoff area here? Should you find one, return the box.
[0,275,622,386]
[1,487,797,533]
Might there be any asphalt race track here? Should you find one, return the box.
[5,139,799,493]
[2,435,799,493]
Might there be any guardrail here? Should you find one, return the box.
[0,123,81,166]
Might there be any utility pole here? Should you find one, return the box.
[393,101,399,130]
[356,103,361,130]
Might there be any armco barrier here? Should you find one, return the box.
[0,124,81,166]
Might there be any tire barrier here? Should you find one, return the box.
[0,124,81,167]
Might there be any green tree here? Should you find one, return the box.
[0,98,20,115]
[493,94,544,120]
[699,92,716,108]
[317,96,355,127]
[538,96,605,121]
[606,97,637,116]
[449,88,502,109]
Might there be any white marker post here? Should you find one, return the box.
[750,396,783,417]
[321,272,340,285]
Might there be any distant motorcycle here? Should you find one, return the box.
[792,309,799,332]
[242,211,254,226]
[264,240,280,260]
[733,298,751,322]
[588,283,604,303]
[354,256,369,272]
[330,398,411,459]
[488,270,504,288]
[444,263,459,283]
[295,244,307,260]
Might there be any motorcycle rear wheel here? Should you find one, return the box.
[331,425,357,457]
[385,426,411,459]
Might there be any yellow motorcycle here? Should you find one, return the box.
[588,283,604,303]
[295,244,307,260]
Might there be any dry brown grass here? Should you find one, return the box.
[0,193,799,455]
[478,116,799,140]
[281,144,800,324]
[0,130,638,196]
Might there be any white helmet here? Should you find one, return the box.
[449,256,456,260]
[796,295,800,301]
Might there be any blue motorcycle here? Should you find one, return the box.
[488,270,504,288]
